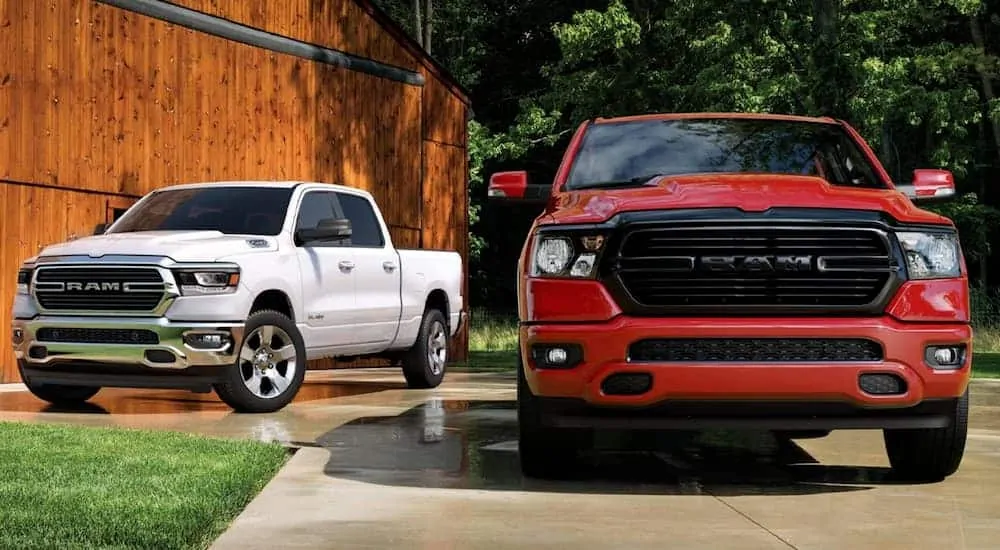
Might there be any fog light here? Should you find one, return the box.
[530,343,583,369]
[12,328,23,345]
[183,332,231,350]
[925,344,966,370]
[934,348,956,365]
[546,347,568,364]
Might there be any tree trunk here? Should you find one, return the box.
[423,0,433,54]
[811,0,840,116]
[413,0,423,47]
[970,15,996,284]
[970,17,1000,185]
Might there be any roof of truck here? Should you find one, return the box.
[153,180,371,195]
[593,112,839,125]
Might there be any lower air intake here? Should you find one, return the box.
[601,373,652,396]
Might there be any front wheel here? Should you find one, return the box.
[214,310,307,413]
[883,389,969,482]
[18,361,100,406]
[518,352,589,479]
[402,308,449,389]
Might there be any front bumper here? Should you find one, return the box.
[521,316,971,416]
[13,315,244,370]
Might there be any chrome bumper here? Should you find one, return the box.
[12,316,244,370]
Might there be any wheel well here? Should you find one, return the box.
[250,290,294,319]
[425,289,449,318]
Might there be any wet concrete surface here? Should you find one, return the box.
[316,399,898,496]
[3,370,1000,549]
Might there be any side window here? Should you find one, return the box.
[296,191,339,230]
[336,192,385,248]
[294,191,337,246]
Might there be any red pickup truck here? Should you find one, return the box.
[488,113,971,482]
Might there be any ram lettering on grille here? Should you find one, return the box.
[610,224,896,314]
[33,267,166,312]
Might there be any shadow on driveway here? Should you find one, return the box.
[0,379,402,415]
[314,399,917,497]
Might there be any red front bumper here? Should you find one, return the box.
[521,316,971,409]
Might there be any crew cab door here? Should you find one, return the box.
[334,190,402,347]
[293,189,357,349]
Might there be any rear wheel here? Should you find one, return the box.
[402,308,448,389]
[883,389,968,482]
[518,351,589,479]
[214,310,306,413]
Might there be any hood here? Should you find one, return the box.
[544,174,953,226]
[36,231,280,262]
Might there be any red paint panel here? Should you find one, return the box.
[886,279,970,323]
[521,316,971,407]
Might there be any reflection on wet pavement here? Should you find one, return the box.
[0,379,402,415]
[316,399,910,496]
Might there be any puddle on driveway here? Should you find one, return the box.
[0,379,401,415]
[316,399,909,496]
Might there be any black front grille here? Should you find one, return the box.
[629,338,884,363]
[36,327,160,345]
[612,224,896,314]
[34,267,165,312]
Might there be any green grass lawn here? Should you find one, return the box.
[0,422,288,550]
[973,352,1000,378]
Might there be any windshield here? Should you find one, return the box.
[108,186,295,236]
[564,118,886,190]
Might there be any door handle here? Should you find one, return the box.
[338,260,355,272]
[383,261,397,273]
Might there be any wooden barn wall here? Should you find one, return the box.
[420,70,470,359]
[171,0,419,71]
[0,0,470,382]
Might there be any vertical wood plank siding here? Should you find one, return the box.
[0,0,469,382]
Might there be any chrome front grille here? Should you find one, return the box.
[33,266,167,312]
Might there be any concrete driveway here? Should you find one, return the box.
[2,369,999,549]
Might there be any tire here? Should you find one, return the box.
[17,361,100,405]
[883,389,969,482]
[517,351,588,479]
[775,430,831,440]
[402,308,449,389]
[214,310,307,413]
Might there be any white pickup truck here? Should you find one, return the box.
[11,181,465,413]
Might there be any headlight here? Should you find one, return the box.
[172,267,241,295]
[16,267,33,295]
[531,232,608,278]
[896,231,961,279]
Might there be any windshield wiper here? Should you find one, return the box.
[572,173,667,190]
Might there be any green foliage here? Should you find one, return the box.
[375,0,1000,297]
[927,192,1000,266]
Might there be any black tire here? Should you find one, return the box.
[214,310,307,413]
[402,308,448,389]
[17,361,100,405]
[517,352,589,479]
[883,389,969,482]
[775,430,831,440]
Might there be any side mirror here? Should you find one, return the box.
[898,169,956,202]
[487,171,551,204]
[92,223,108,235]
[297,218,352,244]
